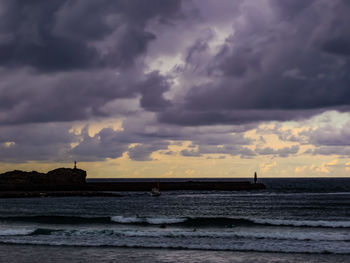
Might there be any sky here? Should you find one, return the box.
[1,0,350,178]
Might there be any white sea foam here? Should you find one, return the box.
[145,218,187,224]
[0,229,35,236]
[110,216,144,224]
[110,216,186,224]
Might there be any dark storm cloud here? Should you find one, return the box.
[2,0,350,163]
[0,0,98,71]
[0,123,77,162]
[322,37,350,57]
[0,69,175,124]
[0,0,182,70]
[0,69,141,124]
[4,0,350,127]
[0,0,183,126]
[158,108,322,126]
[138,71,172,112]
[270,0,313,19]
[158,0,350,126]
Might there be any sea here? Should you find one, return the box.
[0,178,349,263]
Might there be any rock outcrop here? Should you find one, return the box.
[45,168,86,185]
[0,170,44,185]
[0,168,86,186]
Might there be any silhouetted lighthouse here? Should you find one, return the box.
[254,172,257,184]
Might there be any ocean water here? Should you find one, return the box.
[0,178,349,262]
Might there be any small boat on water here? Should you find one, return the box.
[151,182,161,196]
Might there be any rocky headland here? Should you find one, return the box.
[0,168,86,186]
[0,167,122,197]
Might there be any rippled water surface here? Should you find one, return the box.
[0,178,349,262]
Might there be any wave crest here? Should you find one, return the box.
[1,215,349,228]
[111,216,187,224]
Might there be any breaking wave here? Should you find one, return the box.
[110,216,186,224]
[0,229,35,236]
[1,215,350,228]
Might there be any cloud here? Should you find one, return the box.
[3,0,350,127]
[0,0,182,71]
[197,144,255,158]
[1,0,350,165]
[138,71,172,112]
[128,141,169,161]
[157,0,350,126]
[0,123,77,162]
[71,127,129,161]
[0,0,182,126]
[309,159,340,174]
[0,68,141,124]
[311,146,350,157]
[295,165,308,173]
[260,161,277,173]
[296,119,350,156]
[308,123,350,147]
[256,145,299,158]
[180,149,201,157]
[0,0,186,129]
